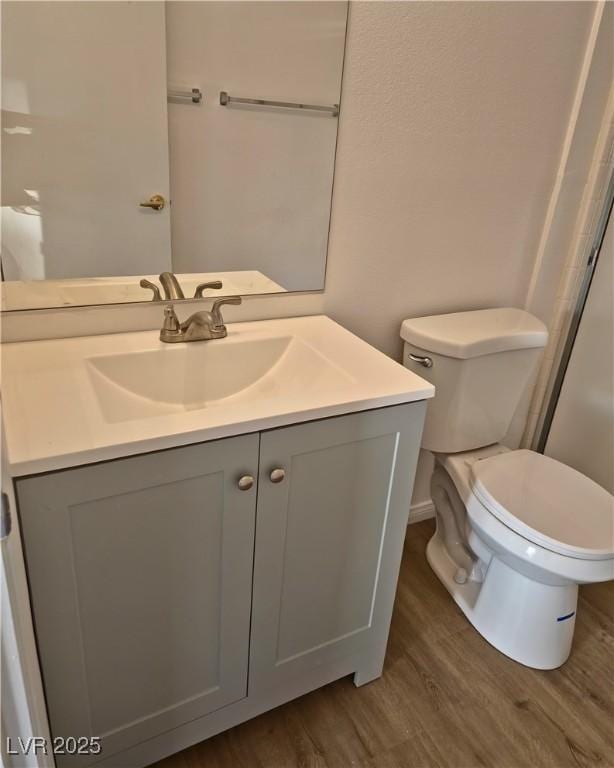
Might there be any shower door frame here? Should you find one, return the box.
[536,168,614,454]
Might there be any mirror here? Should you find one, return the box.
[1,1,347,311]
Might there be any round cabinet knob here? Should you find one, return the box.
[237,475,254,491]
[269,468,286,484]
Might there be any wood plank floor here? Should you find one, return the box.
[154,520,614,768]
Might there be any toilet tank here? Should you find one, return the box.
[401,308,547,453]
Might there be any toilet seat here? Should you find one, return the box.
[471,450,614,561]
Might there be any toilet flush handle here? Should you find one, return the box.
[408,352,433,368]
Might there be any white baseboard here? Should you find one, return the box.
[408,499,435,524]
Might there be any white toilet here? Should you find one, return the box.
[401,307,614,670]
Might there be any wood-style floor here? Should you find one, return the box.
[154,519,614,768]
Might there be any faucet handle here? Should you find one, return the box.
[162,304,180,333]
[140,279,162,301]
[211,296,242,328]
[160,304,182,342]
[193,280,223,299]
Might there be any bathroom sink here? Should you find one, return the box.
[1,315,434,474]
[86,334,352,422]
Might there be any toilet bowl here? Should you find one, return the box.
[401,307,614,669]
[427,446,614,669]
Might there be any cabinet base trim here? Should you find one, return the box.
[93,652,375,768]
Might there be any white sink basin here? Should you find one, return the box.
[1,315,434,475]
[86,334,352,422]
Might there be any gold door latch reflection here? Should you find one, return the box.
[139,194,166,211]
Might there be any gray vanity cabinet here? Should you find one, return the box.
[17,434,259,762]
[16,403,425,767]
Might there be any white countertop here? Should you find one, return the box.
[1,315,434,476]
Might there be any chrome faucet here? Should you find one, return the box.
[141,275,224,301]
[159,272,185,300]
[160,297,242,343]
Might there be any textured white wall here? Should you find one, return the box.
[324,1,594,359]
[522,2,613,447]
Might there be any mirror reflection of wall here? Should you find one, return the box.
[0,1,347,309]
[168,2,346,292]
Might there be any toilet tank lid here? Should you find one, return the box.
[400,308,547,359]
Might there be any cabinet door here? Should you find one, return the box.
[250,403,425,693]
[17,435,258,764]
